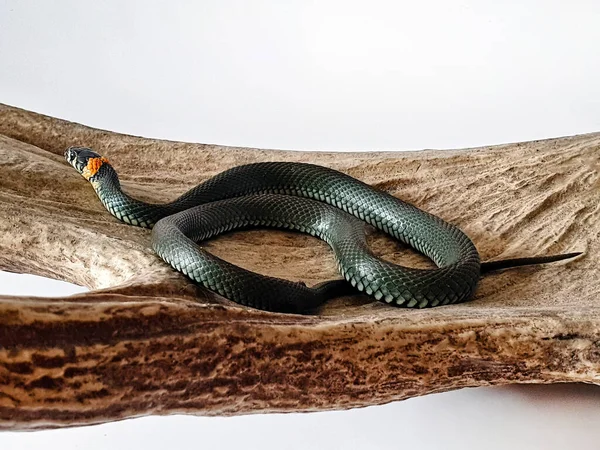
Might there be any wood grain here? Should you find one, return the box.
[0,103,596,430]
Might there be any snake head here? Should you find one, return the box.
[65,147,110,181]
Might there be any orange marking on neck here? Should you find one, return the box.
[82,157,110,180]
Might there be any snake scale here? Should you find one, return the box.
[65,147,580,314]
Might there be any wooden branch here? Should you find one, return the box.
[0,103,596,430]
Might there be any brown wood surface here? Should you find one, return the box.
[0,103,596,430]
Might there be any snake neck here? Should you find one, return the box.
[91,164,173,228]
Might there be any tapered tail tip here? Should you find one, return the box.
[559,252,583,259]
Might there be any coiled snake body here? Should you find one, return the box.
[65,147,579,314]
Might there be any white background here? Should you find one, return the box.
[1,1,600,449]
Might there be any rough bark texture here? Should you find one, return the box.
[0,103,596,430]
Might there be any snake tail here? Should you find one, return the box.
[480,252,581,274]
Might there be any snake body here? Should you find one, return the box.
[65,147,579,314]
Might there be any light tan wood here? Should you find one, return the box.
[0,104,596,430]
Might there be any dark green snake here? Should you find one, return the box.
[65,147,580,314]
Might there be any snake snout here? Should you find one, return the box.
[64,147,76,161]
[64,147,82,172]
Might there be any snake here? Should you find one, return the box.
[65,147,580,314]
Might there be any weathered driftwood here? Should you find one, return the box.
[0,103,596,430]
